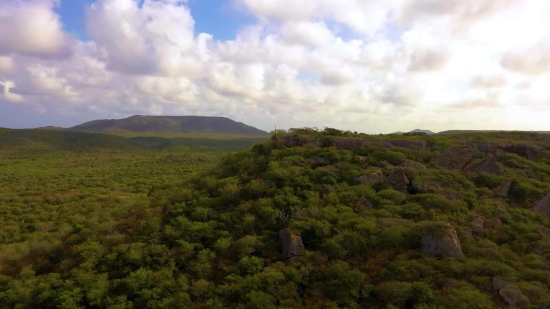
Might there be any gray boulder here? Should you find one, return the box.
[279,228,305,263]
[399,160,426,170]
[492,277,530,308]
[421,223,465,258]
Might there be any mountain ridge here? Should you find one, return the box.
[68,115,270,136]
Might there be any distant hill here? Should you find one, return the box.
[410,129,434,135]
[391,129,434,135]
[68,115,269,136]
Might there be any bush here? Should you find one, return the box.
[509,179,546,203]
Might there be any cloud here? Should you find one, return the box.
[469,74,506,88]
[234,0,400,36]
[0,81,23,103]
[501,39,550,75]
[408,48,449,72]
[397,0,522,34]
[2,0,550,133]
[86,0,210,77]
[0,0,73,58]
[279,21,335,47]
[0,56,14,74]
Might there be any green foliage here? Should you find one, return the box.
[1,128,550,308]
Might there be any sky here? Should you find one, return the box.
[0,0,549,133]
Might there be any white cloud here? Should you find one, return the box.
[408,48,450,72]
[0,0,73,58]
[0,81,23,103]
[3,0,550,133]
[501,39,550,75]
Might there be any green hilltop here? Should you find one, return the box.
[68,115,270,137]
[1,126,550,308]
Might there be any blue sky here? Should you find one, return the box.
[1,0,549,132]
[55,0,256,42]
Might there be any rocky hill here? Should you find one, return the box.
[2,127,550,308]
[68,115,269,136]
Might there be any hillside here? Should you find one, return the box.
[69,115,270,136]
[2,126,550,308]
[0,129,268,156]
[0,129,142,155]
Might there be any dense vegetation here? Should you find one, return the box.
[1,128,550,308]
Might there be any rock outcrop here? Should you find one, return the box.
[279,228,305,263]
[492,277,530,308]
[471,157,505,175]
[468,214,485,234]
[386,168,409,194]
[421,224,465,258]
[534,192,550,218]
[323,138,369,150]
[466,142,541,161]
[435,145,477,170]
[484,218,502,229]
[400,160,426,170]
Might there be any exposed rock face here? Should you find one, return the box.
[400,160,426,170]
[471,157,505,175]
[484,218,503,228]
[386,168,409,194]
[469,214,485,234]
[281,136,321,147]
[279,228,305,263]
[504,144,541,161]
[467,142,541,161]
[421,224,465,258]
[492,277,530,308]
[323,138,367,150]
[466,143,505,157]
[534,192,550,218]
[435,145,477,170]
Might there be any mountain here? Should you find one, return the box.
[409,129,434,135]
[68,115,270,136]
[391,129,434,135]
